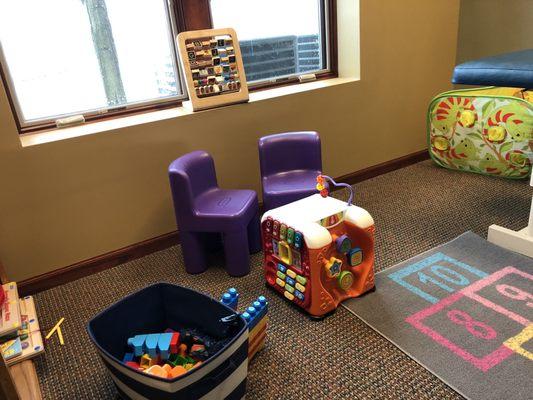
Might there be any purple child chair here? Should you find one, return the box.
[168,151,261,277]
[258,131,322,211]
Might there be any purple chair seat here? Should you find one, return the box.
[262,169,319,197]
[194,189,258,230]
[259,132,322,211]
[168,151,261,277]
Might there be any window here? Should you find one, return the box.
[0,0,183,131]
[0,0,336,133]
[210,0,334,84]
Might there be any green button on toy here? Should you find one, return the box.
[296,275,307,286]
[337,271,354,291]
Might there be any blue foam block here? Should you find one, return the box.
[145,334,160,358]
[127,334,147,357]
[157,333,173,360]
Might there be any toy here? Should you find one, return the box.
[127,334,147,357]
[177,28,249,111]
[169,332,180,354]
[219,289,269,359]
[145,364,167,378]
[45,317,65,345]
[1,296,44,365]
[145,334,160,358]
[140,354,153,369]
[125,361,141,370]
[0,281,5,308]
[220,288,239,310]
[124,329,208,379]
[0,338,21,360]
[241,296,268,359]
[169,365,187,378]
[89,283,249,399]
[0,282,22,337]
[127,332,177,360]
[262,175,376,317]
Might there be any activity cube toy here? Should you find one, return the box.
[262,175,376,317]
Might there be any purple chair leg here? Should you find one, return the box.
[223,230,250,277]
[247,212,262,254]
[180,231,208,274]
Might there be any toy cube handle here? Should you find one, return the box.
[317,175,354,206]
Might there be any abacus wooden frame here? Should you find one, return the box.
[176,28,249,111]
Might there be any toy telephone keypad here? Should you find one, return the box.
[276,264,306,302]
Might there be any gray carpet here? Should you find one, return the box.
[33,160,532,399]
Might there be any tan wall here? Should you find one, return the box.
[456,0,533,63]
[0,0,460,281]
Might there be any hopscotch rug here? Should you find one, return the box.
[343,232,533,400]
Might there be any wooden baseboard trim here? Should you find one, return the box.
[18,149,428,296]
[336,149,430,186]
[18,231,180,297]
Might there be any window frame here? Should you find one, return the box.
[0,0,187,134]
[178,0,338,90]
[1,0,337,134]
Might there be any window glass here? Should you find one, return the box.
[210,0,327,82]
[0,0,182,124]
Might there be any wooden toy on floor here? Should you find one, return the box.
[45,317,65,345]
[1,296,45,365]
[0,337,22,360]
[0,282,22,337]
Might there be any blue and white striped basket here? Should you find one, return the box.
[87,283,249,400]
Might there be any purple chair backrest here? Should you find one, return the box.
[168,151,218,223]
[258,131,322,177]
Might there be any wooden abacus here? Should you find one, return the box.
[177,28,249,111]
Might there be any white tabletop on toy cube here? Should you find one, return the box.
[262,194,374,249]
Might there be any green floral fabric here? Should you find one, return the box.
[428,88,533,179]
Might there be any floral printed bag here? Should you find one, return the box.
[427,87,533,179]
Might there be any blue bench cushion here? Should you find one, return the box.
[452,49,533,88]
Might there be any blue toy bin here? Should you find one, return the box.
[87,283,249,400]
